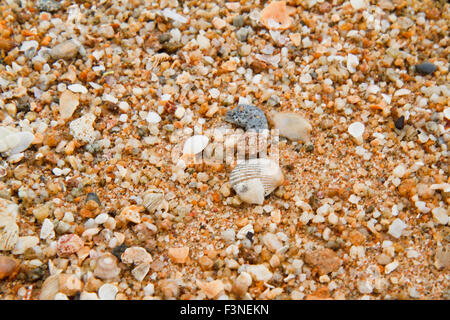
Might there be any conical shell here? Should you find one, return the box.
[142,188,164,213]
[230,158,284,203]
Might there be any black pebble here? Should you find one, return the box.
[112,244,128,260]
[395,116,405,130]
[415,62,437,75]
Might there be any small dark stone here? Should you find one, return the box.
[158,33,171,43]
[86,192,101,206]
[225,104,268,131]
[310,71,318,79]
[232,15,244,28]
[246,232,254,242]
[415,62,437,75]
[305,144,314,152]
[112,244,128,260]
[395,115,405,130]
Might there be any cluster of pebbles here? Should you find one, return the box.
[0,0,449,300]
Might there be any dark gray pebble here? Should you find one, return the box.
[225,104,268,131]
[86,192,101,206]
[112,244,128,260]
[415,62,437,75]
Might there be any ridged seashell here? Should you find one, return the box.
[39,274,60,300]
[0,222,19,251]
[142,189,164,213]
[94,253,121,280]
[230,158,284,205]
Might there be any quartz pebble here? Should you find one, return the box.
[247,264,273,282]
[168,247,189,264]
[304,249,341,275]
[36,0,61,12]
[199,280,224,299]
[388,218,407,238]
[348,122,365,145]
[50,40,80,60]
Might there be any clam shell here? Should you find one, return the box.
[142,189,164,213]
[230,158,284,204]
[0,222,19,251]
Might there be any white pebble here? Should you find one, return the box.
[146,111,161,124]
[388,218,407,238]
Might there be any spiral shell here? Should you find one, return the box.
[142,189,164,213]
[230,158,284,205]
[94,253,121,280]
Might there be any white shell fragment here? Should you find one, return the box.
[271,112,312,142]
[142,189,165,213]
[0,199,20,251]
[182,135,209,156]
[0,127,35,155]
[348,122,365,144]
[230,158,284,205]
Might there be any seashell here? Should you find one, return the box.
[6,131,35,155]
[230,158,284,205]
[94,253,120,280]
[56,234,83,257]
[182,135,209,156]
[142,189,164,213]
[270,112,312,143]
[98,283,118,300]
[121,246,153,265]
[39,274,60,300]
[0,255,20,280]
[0,222,19,251]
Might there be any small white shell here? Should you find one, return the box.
[182,135,209,156]
[142,189,164,213]
[230,158,284,205]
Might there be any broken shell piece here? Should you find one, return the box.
[0,222,19,251]
[271,112,312,143]
[230,158,284,205]
[182,135,209,156]
[142,189,164,213]
[0,127,35,155]
[260,1,293,30]
[348,122,365,145]
[59,90,79,120]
